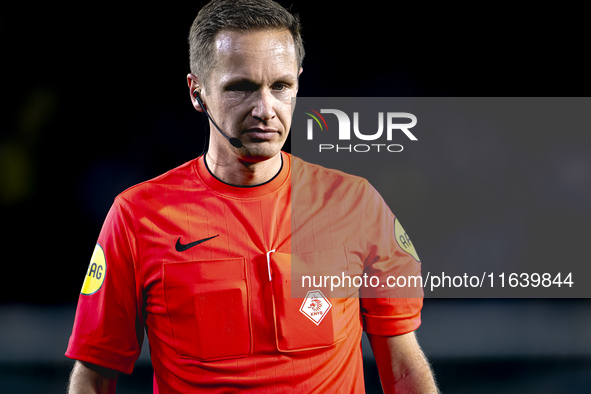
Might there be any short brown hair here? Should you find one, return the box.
[188,0,305,87]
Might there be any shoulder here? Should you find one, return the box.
[289,154,368,185]
[289,154,371,193]
[115,158,200,207]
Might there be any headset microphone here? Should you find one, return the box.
[193,90,243,149]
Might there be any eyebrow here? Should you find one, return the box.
[222,74,298,89]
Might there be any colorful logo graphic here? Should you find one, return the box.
[303,107,329,131]
[303,107,330,140]
[301,106,417,152]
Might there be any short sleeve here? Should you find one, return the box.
[359,181,423,336]
[65,197,144,374]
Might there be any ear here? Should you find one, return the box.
[187,73,205,112]
[295,67,303,94]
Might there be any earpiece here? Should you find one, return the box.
[193,88,243,149]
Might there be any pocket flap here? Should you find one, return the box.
[164,258,246,284]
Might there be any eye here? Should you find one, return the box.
[273,83,288,91]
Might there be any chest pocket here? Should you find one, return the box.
[163,258,252,361]
[269,247,360,352]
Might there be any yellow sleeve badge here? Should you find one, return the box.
[81,244,107,295]
[394,218,420,262]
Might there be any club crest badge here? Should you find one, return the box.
[299,290,332,326]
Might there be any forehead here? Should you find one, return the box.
[211,29,299,81]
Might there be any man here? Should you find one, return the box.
[66,1,438,392]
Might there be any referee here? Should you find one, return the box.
[66,1,438,393]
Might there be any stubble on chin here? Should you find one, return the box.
[238,140,284,163]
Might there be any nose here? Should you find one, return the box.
[251,89,276,122]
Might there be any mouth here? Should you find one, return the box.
[243,128,279,141]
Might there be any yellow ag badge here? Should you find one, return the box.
[81,244,106,295]
[394,218,420,262]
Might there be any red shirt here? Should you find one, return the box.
[66,152,422,393]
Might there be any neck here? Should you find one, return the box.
[205,151,283,186]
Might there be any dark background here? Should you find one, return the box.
[1,1,590,393]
